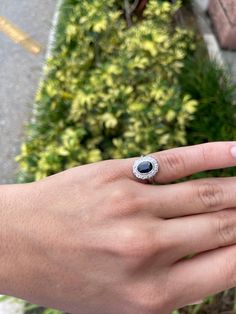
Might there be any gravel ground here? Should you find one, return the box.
[0,0,57,184]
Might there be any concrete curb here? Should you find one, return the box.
[45,0,63,60]
[31,0,63,123]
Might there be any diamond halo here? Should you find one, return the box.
[132,155,159,181]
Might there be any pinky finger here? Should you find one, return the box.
[170,245,236,310]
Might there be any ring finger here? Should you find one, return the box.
[124,142,236,183]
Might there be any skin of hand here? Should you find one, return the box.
[2,142,236,314]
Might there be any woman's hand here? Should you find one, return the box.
[2,142,236,314]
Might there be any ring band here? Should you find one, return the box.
[132,155,159,182]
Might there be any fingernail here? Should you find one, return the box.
[230,146,236,157]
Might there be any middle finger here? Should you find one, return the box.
[141,177,236,219]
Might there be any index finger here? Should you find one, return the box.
[125,142,236,183]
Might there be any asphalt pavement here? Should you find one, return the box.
[0,0,57,184]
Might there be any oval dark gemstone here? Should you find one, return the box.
[137,161,153,173]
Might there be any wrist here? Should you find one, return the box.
[0,183,36,298]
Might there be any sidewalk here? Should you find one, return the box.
[0,0,57,184]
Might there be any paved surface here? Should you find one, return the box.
[0,0,57,184]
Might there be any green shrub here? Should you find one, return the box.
[16,0,197,182]
[180,48,236,179]
[181,50,236,144]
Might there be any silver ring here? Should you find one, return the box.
[132,155,159,182]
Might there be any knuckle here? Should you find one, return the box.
[138,297,163,313]
[110,187,144,217]
[118,227,157,258]
[111,187,129,204]
[127,284,166,314]
[200,144,209,163]
[94,159,119,183]
[162,152,186,174]
[127,195,150,215]
[196,182,224,210]
[215,211,236,246]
